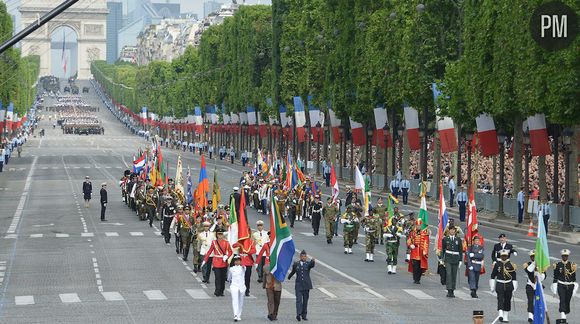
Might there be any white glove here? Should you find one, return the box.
[527,261,536,273]
[222,255,228,262]
[551,283,558,295]
[201,261,206,267]
[469,253,474,258]
[410,244,416,250]
[574,283,579,297]
[469,266,473,270]
[489,279,496,293]
[384,233,393,238]
[513,281,518,293]
[458,261,462,268]
[103,203,107,207]
[513,251,518,256]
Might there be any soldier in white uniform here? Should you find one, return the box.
[198,221,216,283]
[252,220,269,283]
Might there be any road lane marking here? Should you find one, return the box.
[318,287,337,299]
[403,289,435,300]
[185,289,211,299]
[298,249,368,287]
[101,292,124,301]
[15,296,34,305]
[449,289,473,300]
[30,234,43,238]
[7,156,38,234]
[81,233,94,237]
[59,293,81,303]
[55,233,69,238]
[130,232,143,236]
[143,290,167,300]
[300,232,315,237]
[105,232,119,237]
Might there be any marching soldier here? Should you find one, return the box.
[146,187,158,227]
[383,216,403,274]
[552,249,577,321]
[466,235,485,298]
[351,199,363,244]
[524,249,545,323]
[202,231,233,297]
[362,212,381,262]
[492,233,517,264]
[372,197,387,245]
[161,196,176,245]
[490,249,518,323]
[170,205,184,254]
[136,183,147,220]
[323,197,339,244]
[287,196,297,228]
[252,220,269,283]
[192,215,204,273]
[310,195,323,236]
[341,205,358,254]
[441,226,463,298]
[407,219,429,284]
[232,239,256,297]
[179,206,195,261]
[198,221,215,283]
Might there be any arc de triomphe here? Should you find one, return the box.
[19,0,107,79]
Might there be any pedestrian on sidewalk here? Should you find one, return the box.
[288,250,315,322]
[228,256,246,322]
[457,186,467,222]
[517,186,525,224]
[83,176,92,208]
[390,178,400,199]
[400,177,410,205]
[448,175,456,207]
[100,183,108,221]
[0,147,4,172]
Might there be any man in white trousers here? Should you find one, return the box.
[228,256,246,322]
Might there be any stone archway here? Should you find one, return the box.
[19,0,108,79]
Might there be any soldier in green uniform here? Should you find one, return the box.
[441,226,463,298]
[351,200,363,244]
[179,206,195,262]
[383,216,403,274]
[136,183,147,221]
[323,197,339,244]
[372,197,387,245]
[551,249,577,321]
[362,212,381,262]
[340,206,358,254]
[145,187,158,227]
[192,214,204,273]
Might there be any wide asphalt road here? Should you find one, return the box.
[0,80,577,324]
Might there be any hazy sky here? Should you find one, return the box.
[167,0,271,17]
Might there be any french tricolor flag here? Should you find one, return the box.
[475,113,499,157]
[6,103,13,130]
[436,116,458,153]
[307,96,323,144]
[194,106,203,134]
[140,107,147,125]
[247,105,257,136]
[349,117,365,146]
[293,96,307,143]
[328,107,341,144]
[373,106,392,148]
[526,114,551,157]
[404,105,420,151]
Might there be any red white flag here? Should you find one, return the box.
[293,96,307,143]
[475,113,499,157]
[330,164,339,202]
[328,108,341,144]
[373,107,392,148]
[526,114,551,156]
[436,116,458,153]
[349,118,365,146]
[465,183,483,247]
[404,106,420,151]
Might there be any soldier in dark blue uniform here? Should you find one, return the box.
[288,250,315,322]
[466,235,484,298]
[552,249,577,321]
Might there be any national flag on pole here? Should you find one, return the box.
[436,183,449,251]
[432,83,458,153]
[6,103,13,130]
[404,105,421,151]
[175,155,184,197]
[349,117,366,146]
[533,274,547,324]
[133,153,146,173]
[237,188,252,252]
[212,168,220,211]
[293,96,307,143]
[186,166,193,205]
[307,96,324,144]
[328,107,341,144]
[476,113,499,157]
[330,164,339,202]
[61,29,67,75]
[526,114,551,157]
[194,106,203,134]
[418,188,428,230]
[535,208,550,273]
[465,183,482,246]
[354,165,367,215]
[269,192,295,282]
[228,195,238,245]
[373,106,392,148]
[0,109,4,130]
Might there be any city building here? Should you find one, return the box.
[204,1,223,18]
[106,1,123,63]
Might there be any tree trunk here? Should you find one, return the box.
[512,117,523,195]
[402,135,410,178]
[492,155,497,194]
[538,156,546,201]
[433,136,441,200]
[329,126,337,166]
[571,126,579,206]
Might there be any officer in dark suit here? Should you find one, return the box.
[442,226,463,298]
[288,250,315,322]
[491,233,517,264]
[82,176,92,208]
[100,183,108,221]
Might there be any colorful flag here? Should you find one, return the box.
[175,155,184,196]
[418,189,428,230]
[535,208,550,273]
[465,183,484,246]
[404,105,420,151]
[436,183,449,251]
[349,117,365,146]
[533,274,547,324]
[373,106,392,148]
[330,164,339,202]
[476,113,499,157]
[212,168,220,211]
[227,195,238,245]
[354,165,368,215]
[237,189,252,252]
[186,166,193,205]
[133,153,146,174]
[269,192,295,282]
[527,114,551,156]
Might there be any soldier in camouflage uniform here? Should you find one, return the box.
[362,212,381,262]
[179,206,195,261]
[136,183,147,221]
[192,214,204,273]
[323,197,339,244]
[383,216,403,274]
[340,205,358,254]
[372,197,387,245]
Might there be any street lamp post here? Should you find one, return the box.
[523,129,531,221]
[419,128,426,181]
[316,121,321,176]
[397,125,404,177]
[383,124,390,192]
[339,126,344,180]
[561,128,573,232]
[465,131,474,188]
[497,129,507,217]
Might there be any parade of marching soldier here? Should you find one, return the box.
[0,1,577,323]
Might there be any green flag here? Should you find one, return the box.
[418,195,428,230]
[535,209,550,273]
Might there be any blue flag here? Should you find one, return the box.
[533,273,546,324]
[186,166,193,205]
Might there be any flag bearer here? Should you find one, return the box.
[552,249,577,321]
[523,250,545,323]
[490,249,517,323]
